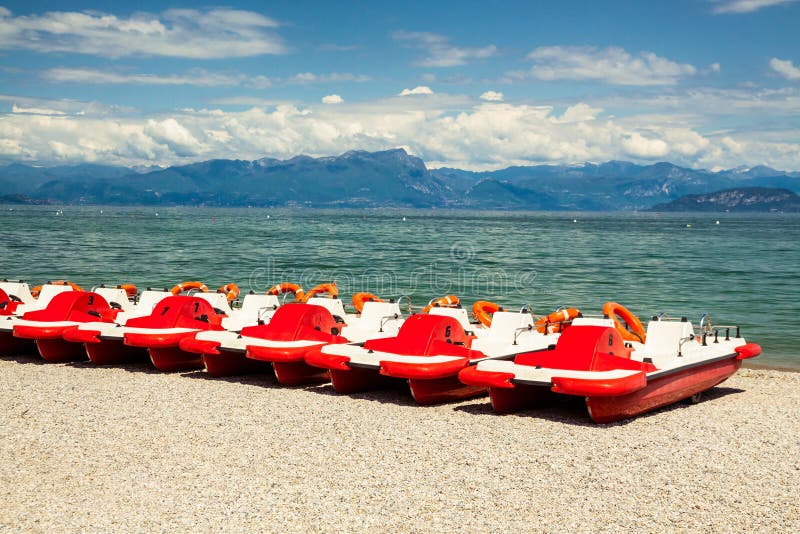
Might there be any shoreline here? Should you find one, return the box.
[1,356,798,531]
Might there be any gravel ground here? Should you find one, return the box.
[1,356,798,533]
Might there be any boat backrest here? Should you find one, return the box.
[196,292,234,315]
[487,312,535,340]
[93,287,133,312]
[429,307,472,332]
[0,282,35,305]
[642,320,695,366]
[134,291,172,314]
[239,294,280,319]
[357,301,403,332]
[306,297,347,319]
[572,317,615,327]
[37,284,74,306]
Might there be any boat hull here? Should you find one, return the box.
[35,339,88,363]
[87,340,149,365]
[246,344,330,386]
[0,331,37,355]
[585,357,742,423]
[408,375,485,405]
[328,366,401,394]
[148,347,204,372]
[203,350,272,378]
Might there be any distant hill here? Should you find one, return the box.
[1,150,799,210]
[651,187,800,212]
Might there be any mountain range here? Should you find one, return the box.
[1,149,799,210]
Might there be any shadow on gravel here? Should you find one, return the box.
[179,369,282,388]
[308,381,420,407]
[453,385,747,427]
[0,353,49,365]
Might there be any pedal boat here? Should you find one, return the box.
[305,300,563,405]
[459,305,761,423]
[119,295,228,372]
[180,293,402,383]
[11,291,118,362]
[0,282,79,355]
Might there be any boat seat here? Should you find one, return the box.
[485,312,535,340]
[93,287,133,312]
[363,314,481,358]
[124,296,225,329]
[429,307,473,332]
[240,303,344,342]
[36,284,74,306]
[196,292,234,316]
[357,301,403,331]
[642,320,695,368]
[239,294,280,318]
[0,282,35,305]
[306,297,347,321]
[21,291,113,323]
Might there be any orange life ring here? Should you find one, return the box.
[422,295,460,314]
[535,307,581,333]
[170,281,209,295]
[472,301,503,327]
[352,292,384,313]
[217,283,240,302]
[267,282,305,302]
[302,282,339,302]
[30,279,83,298]
[118,284,138,297]
[602,302,646,343]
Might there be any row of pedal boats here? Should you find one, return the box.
[0,278,761,423]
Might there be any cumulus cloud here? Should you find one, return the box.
[769,58,800,80]
[398,86,434,96]
[711,0,795,13]
[525,46,697,86]
[0,7,286,58]
[1,91,799,171]
[393,31,497,67]
[480,91,504,101]
[322,94,343,104]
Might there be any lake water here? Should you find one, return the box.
[1,205,798,369]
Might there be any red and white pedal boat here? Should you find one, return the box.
[305,298,565,405]
[180,291,404,383]
[10,291,118,362]
[459,303,762,423]
[1,281,76,354]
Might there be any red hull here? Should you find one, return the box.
[149,346,204,372]
[203,350,272,378]
[87,340,149,365]
[35,339,88,363]
[408,375,485,405]
[272,361,330,386]
[328,366,401,394]
[487,385,554,414]
[0,331,37,355]
[586,358,743,423]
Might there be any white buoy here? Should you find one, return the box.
[267,215,271,219]
[573,219,577,223]
[686,223,692,227]
[402,216,407,221]
[715,220,720,225]
[155,212,159,217]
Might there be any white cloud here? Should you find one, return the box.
[0,7,286,58]
[480,91,504,101]
[398,86,434,96]
[393,31,497,67]
[769,58,800,80]
[287,72,371,84]
[525,46,697,86]
[42,67,272,88]
[711,0,796,13]
[11,104,66,115]
[322,94,343,104]
[1,92,798,171]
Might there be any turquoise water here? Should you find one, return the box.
[2,205,798,368]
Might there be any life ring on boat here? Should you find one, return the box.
[352,292,384,313]
[170,281,209,295]
[267,282,305,302]
[602,302,646,343]
[118,284,138,297]
[30,280,84,298]
[535,307,581,333]
[217,283,240,302]
[422,295,460,314]
[302,282,338,302]
[472,301,503,327]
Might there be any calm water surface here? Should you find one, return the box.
[1,206,798,368]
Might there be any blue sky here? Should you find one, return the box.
[0,0,799,170]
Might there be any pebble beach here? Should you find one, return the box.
[1,357,798,533]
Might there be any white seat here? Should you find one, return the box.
[642,320,695,368]
[0,282,35,305]
[356,301,403,331]
[221,294,280,331]
[93,287,133,312]
[429,307,472,332]
[485,311,535,340]
[306,297,347,319]
[114,290,171,324]
[196,292,234,315]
